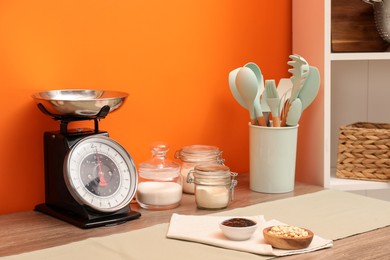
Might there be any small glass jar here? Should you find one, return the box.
[137,143,182,210]
[187,164,237,210]
[175,145,224,194]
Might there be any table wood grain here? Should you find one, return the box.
[0,174,389,259]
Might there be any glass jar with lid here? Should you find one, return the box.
[186,164,237,210]
[136,143,182,210]
[175,145,224,194]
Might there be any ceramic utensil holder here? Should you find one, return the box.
[249,123,298,193]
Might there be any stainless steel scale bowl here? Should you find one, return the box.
[32,89,128,118]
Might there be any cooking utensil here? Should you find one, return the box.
[229,63,265,110]
[288,54,309,102]
[244,62,267,126]
[277,78,293,99]
[265,80,281,127]
[229,66,267,125]
[281,55,309,126]
[260,91,270,112]
[260,96,271,126]
[298,66,320,111]
[285,98,302,126]
[261,78,293,127]
[235,67,258,125]
[244,62,264,91]
[277,78,292,123]
[260,93,271,126]
[228,68,247,109]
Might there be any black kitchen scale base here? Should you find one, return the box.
[34,104,141,229]
[35,204,141,229]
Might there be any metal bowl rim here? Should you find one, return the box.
[31,89,129,101]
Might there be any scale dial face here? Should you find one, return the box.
[64,136,137,213]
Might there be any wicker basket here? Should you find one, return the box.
[336,122,390,182]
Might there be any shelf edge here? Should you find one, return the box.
[330,52,390,61]
[329,172,390,191]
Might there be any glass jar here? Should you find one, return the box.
[136,143,182,210]
[187,164,237,210]
[175,145,224,194]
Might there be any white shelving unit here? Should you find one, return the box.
[330,169,390,191]
[293,0,390,200]
[330,52,390,61]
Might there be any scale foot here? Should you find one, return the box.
[35,204,141,229]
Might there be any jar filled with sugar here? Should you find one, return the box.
[136,143,182,210]
[186,164,237,210]
[175,145,224,194]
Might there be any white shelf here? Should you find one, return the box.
[330,168,390,191]
[330,52,390,61]
[293,1,390,197]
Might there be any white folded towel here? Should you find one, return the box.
[166,214,333,257]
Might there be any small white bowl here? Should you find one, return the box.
[219,218,258,241]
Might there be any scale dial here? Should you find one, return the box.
[64,136,137,213]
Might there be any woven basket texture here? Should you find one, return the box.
[336,122,390,182]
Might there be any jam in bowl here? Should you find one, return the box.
[219,218,257,241]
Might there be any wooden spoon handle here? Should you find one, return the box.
[272,116,281,127]
[257,116,267,127]
[280,101,291,127]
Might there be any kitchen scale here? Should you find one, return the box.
[32,90,141,228]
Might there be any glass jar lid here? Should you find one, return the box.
[194,164,230,175]
[191,164,237,187]
[139,142,180,180]
[193,164,231,183]
[175,145,222,163]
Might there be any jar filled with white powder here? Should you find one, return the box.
[137,143,182,210]
[187,164,237,210]
[175,145,224,194]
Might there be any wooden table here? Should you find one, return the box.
[0,174,389,259]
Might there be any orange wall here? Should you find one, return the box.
[0,0,292,214]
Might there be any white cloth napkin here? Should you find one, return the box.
[166,214,333,257]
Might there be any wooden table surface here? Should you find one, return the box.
[0,174,389,259]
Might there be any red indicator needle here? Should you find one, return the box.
[96,149,108,186]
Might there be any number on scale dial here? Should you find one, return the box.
[64,136,137,212]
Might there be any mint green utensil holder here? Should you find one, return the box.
[249,123,298,193]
